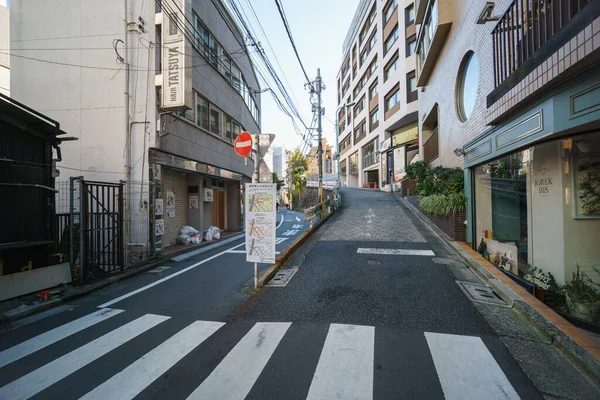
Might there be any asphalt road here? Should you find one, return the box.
[1,191,589,399]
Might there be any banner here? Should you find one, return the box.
[245,183,277,263]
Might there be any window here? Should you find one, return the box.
[384,0,397,24]
[385,86,399,112]
[210,107,221,135]
[368,31,377,52]
[405,4,415,26]
[456,51,479,121]
[368,5,376,25]
[232,122,241,141]
[360,49,367,65]
[196,95,209,130]
[225,115,233,141]
[384,53,398,81]
[362,138,379,168]
[370,108,379,131]
[354,119,367,144]
[406,35,416,57]
[231,65,241,91]
[369,81,378,99]
[222,54,232,82]
[208,35,218,67]
[369,58,377,76]
[384,26,399,54]
[407,71,418,103]
[354,95,365,117]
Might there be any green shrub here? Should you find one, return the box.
[404,161,465,197]
[419,193,467,217]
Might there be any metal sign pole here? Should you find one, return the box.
[253,135,259,289]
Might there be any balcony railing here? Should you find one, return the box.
[363,152,377,168]
[492,0,593,89]
[423,127,439,164]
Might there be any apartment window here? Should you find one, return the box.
[385,86,400,112]
[231,65,241,91]
[210,107,221,135]
[362,138,379,168]
[196,95,209,130]
[384,0,398,24]
[195,16,210,56]
[208,35,218,67]
[369,108,379,131]
[368,5,376,25]
[354,119,367,144]
[224,115,233,142]
[368,31,377,52]
[407,71,418,103]
[384,53,398,81]
[232,121,241,141]
[360,49,367,65]
[405,4,415,26]
[369,58,377,76]
[369,81,378,100]
[384,26,399,54]
[354,95,365,117]
[406,35,416,57]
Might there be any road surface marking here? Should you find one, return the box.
[295,216,301,222]
[292,224,303,229]
[275,237,289,244]
[0,308,124,369]
[425,332,519,400]
[357,248,435,256]
[276,214,284,229]
[307,323,374,400]
[0,314,169,400]
[98,242,245,308]
[186,322,291,400]
[81,320,224,400]
[281,229,299,236]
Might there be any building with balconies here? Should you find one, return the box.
[337,0,420,190]
[415,0,600,308]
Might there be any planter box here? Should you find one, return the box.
[406,195,467,242]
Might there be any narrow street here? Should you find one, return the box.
[0,190,598,399]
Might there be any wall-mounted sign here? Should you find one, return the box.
[189,195,199,209]
[155,219,165,236]
[161,0,192,110]
[166,189,176,218]
[155,199,164,215]
[392,126,418,147]
[204,188,214,202]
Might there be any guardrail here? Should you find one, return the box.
[306,180,337,189]
[303,193,341,227]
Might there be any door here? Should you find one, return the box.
[212,190,225,230]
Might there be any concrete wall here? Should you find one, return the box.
[0,1,9,96]
[10,0,156,185]
[417,0,512,169]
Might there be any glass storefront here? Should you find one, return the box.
[474,132,600,324]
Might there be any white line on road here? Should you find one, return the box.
[275,238,289,244]
[0,308,124,369]
[186,322,291,400]
[80,320,224,400]
[0,314,169,400]
[357,248,435,256]
[425,332,519,400]
[307,323,374,400]
[98,243,245,308]
[276,214,284,229]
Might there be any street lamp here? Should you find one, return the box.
[335,101,355,196]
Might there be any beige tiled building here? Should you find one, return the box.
[337,0,419,190]
[415,0,600,304]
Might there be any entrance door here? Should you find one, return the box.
[212,190,225,230]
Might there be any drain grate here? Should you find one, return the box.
[456,281,508,306]
[147,266,171,274]
[266,268,298,287]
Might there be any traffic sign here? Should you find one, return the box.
[234,131,253,157]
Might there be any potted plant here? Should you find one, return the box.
[561,264,600,322]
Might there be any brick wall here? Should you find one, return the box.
[406,195,466,241]
[417,0,512,169]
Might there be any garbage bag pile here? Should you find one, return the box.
[177,226,202,244]
[203,225,221,241]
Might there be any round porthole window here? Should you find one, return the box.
[456,51,479,121]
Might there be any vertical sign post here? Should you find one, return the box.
[245,183,276,289]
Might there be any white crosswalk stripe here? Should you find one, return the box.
[80,320,224,400]
[425,332,520,400]
[0,310,523,400]
[0,308,123,369]
[186,322,291,400]
[307,323,374,400]
[0,314,168,400]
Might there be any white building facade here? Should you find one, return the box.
[0,0,9,96]
[11,0,261,254]
[337,0,419,190]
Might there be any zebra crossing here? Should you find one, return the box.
[0,309,523,400]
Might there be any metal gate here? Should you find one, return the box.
[71,178,124,283]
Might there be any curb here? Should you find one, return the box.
[398,195,600,383]
[258,210,335,287]
[0,235,245,324]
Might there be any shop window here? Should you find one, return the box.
[473,133,600,325]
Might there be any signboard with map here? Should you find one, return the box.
[245,183,277,263]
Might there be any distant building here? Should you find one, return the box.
[272,146,283,178]
[0,0,9,96]
[307,139,332,177]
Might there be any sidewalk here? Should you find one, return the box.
[396,192,600,381]
[0,232,245,325]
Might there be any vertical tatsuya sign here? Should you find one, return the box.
[161,0,192,110]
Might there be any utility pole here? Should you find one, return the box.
[315,68,324,203]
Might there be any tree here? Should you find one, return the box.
[272,172,285,191]
[285,149,308,210]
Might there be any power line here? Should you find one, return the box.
[273,0,311,85]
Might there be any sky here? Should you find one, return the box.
[234,0,360,152]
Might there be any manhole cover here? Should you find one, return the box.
[456,281,508,306]
[367,260,381,265]
[266,268,298,287]
[147,266,171,274]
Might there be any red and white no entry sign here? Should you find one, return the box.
[234,131,253,157]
